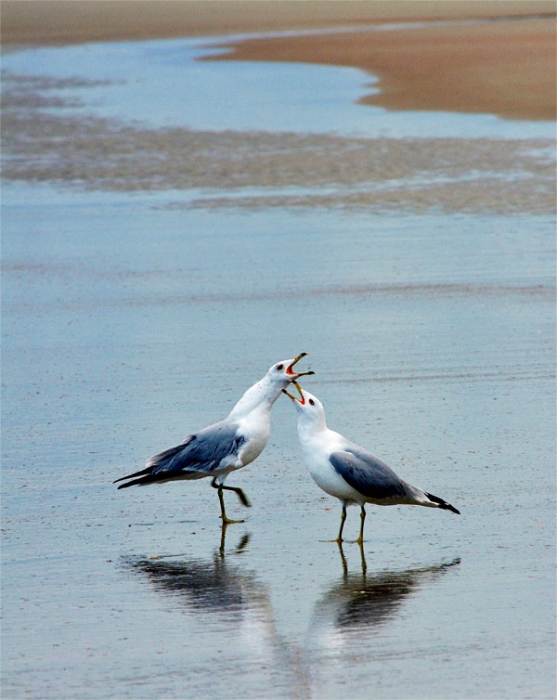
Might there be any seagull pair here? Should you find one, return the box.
[115,354,460,540]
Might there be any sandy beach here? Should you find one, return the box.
[2,0,555,209]
[3,0,556,120]
[2,3,556,699]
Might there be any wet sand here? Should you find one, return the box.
[3,0,556,120]
[2,3,556,699]
[2,78,554,213]
[3,187,555,699]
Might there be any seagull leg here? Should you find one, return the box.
[218,486,244,524]
[356,505,367,545]
[211,478,245,524]
[220,484,251,508]
[336,504,347,543]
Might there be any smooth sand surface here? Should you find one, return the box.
[211,16,556,120]
[2,0,556,120]
[3,1,555,44]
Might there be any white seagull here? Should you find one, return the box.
[283,383,460,543]
[115,353,314,524]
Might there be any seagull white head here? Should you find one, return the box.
[267,352,315,388]
[282,382,327,430]
[228,353,314,420]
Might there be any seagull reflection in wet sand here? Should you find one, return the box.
[304,551,461,687]
[124,532,303,694]
[124,534,460,696]
[329,548,460,630]
[125,534,260,615]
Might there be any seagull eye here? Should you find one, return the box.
[309,399,315,406]
[276,364,284,370]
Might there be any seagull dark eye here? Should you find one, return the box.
[309,399,315,406]
[276,364,284,370]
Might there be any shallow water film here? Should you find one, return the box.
[2,34,556,700]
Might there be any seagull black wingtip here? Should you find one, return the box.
[113,465,153,484]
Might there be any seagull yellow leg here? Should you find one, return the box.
[211,478,246,524]
[222,484,251,507]
[356,505,366,545]
[217,486,245,524]
[336,504,347,543]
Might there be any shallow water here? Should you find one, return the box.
[2,34,556,700]
[2,37,554,139]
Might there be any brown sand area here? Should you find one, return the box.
[1,1,555,213]
[211,16,556,121]
[2,1,556,121]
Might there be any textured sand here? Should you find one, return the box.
[2,72,554,214]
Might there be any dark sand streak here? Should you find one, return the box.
[1,76,554,214]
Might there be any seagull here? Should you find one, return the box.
[115,353,314,524]
[283,383,460,543]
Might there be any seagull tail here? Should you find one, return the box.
[424,491,460,515]
[116,474,160,489]
[113,466,154,488]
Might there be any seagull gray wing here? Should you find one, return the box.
[329,445,411,501]
[115,421,246,488]
[149,422,246,477]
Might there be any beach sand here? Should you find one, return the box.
[212,15,556,120]
[2,0,555,208]
[2,0,556,120]
[2,4,556,699]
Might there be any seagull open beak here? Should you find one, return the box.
[282,381,305,403]
[286,352,315,380]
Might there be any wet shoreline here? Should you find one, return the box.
[2,74,555,214]
[3,1,555,121]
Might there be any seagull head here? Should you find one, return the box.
[229,354,315,419]
[282,382,325,415]
[268,352,315,388]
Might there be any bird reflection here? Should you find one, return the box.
[122,533,461,697]
[326,544,461,630]
[125,530,259,614]
[123,529,306,696]
[304,547,461,688]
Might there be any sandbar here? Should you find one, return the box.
[2,0,556,120]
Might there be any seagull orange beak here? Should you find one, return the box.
[286,352,314,380]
